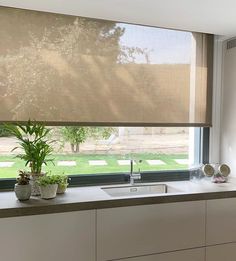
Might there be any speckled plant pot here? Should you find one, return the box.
[40,184,58,199]
[14,184,31,201]
[57,184,68,194]
[30,173,44,196]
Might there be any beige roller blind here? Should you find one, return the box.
[0,7,213,126]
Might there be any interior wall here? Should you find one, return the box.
[220,39,236,175]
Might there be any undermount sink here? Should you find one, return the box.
[102,184,182,197]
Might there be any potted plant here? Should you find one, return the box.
[4,120,54,196]
[55,174,69,194]
[14,170,31,201]
[37,175,58,199]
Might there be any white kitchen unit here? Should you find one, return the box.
[206,243,236,261]
[2,197,236,261]
[97,201,205,261]
[206,198,236,245]
[113,248,205,261]
[0,210,96,261]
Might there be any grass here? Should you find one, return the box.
[0,153,188,178]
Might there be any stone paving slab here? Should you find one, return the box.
[89,160,107,166]
[174,159,189,164]
[117,160,136,166]
[0,162,15,167]
[146,160,166,165]
[57,161,76,166]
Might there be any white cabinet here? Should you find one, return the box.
[206,243,236,261]
[0,210,96,261]
[97,201,205,261]
[114,248,205,261]
[5,197,236,261]
[206,198,236,245]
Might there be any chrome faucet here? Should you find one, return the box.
[130,159,142,185]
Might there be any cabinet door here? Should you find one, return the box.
[206,243,236,261]
[206,198,236,244]
[0,210,96,261]
[97,201,205,261]
[114,248,205,261]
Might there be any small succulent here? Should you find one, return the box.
[16,171,30,185]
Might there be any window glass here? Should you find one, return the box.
[0,126,198,178]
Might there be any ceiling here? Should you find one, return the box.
[0,0,235,36]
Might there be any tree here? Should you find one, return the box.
[0,125,12,137]
[60,126,116,153]
[89,127,116,140]
[60,127,90,153]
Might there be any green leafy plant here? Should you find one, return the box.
[16,170,30,185]
[4,120,54,174]
[54,174,69,190]
[0,125,12,137]
[89,127,116,139]
[37,174,58,187]
[54,174,69,184]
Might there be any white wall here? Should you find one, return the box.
[209,36,224,164]
[220,37,236,175]
[1,0,236,35]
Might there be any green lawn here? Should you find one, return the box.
[0,153,188,178]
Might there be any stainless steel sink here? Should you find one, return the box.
[102,184,181,197]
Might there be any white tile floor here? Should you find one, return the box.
[146,160,166,165]
[57,161,77,166]
[117,160,136,166]
[174,159,189,164]
[89,160,107,166]
[0,162,15,167]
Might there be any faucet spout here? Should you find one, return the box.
[129,159,141,185]
[130,159,134,175]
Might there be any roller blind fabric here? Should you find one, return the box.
[0,7,213,126]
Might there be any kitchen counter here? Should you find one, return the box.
[1,178,236,218]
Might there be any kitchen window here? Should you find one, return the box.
[0,7,213,188]
[0,126,207,188]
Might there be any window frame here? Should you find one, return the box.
[0,127,209,190]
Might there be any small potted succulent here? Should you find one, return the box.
[55,174,69,194]
[37,175,58,199]
[14,171,31,201]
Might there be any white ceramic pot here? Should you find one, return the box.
[40,184,58,199]
[14,184,31,201]
[30,173,44,196]
[57,183,68,194]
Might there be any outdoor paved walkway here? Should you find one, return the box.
[146,160,165,165]
[57,161,76,166]
[118,160,136,166]
[0,159,189,168]
[0,162,14,167]
[174,159,189,164]
[89,160,107,166]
